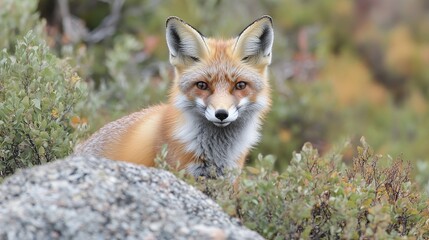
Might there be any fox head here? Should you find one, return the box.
[166,16,273,127]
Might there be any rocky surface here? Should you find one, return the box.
[0,156,262,240]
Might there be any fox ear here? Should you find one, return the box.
[234,16,274,66]
[166,17,209,67]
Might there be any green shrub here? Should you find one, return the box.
[0,32,88,179]
[0,0,42,51]
[70,34,170,131]
[101,34,169,112]
[166,138,429,239]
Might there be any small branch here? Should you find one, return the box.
[57,0,124,44]
[58,0,88,43]
[26,133,41,164]
[85,0,125,43]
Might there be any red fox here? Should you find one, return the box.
[75,16,274,179]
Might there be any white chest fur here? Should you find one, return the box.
[173,112,261,178]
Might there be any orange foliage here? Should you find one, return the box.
[408,90,428,114]
[333,0,353,17]
[320,54,388,107]
[279,128,292,143]
[386,25,416,76]
[71,116,88,128]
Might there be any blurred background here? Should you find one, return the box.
[35,0,429,181]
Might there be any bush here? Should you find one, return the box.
[95,34,169,113]
[0,32,88,179]
[167,138,429,239]
[67,34,170,131]
[0,0,42,52]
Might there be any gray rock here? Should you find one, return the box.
[0,156,263,240]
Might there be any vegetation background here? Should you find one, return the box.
[1,0,429,238]
[39,0,429,183]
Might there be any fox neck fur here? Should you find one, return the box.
[171,94,267,178]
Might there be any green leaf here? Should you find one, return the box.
[246,166,261,175]
[22,96,30,107]
[32,98,41,110]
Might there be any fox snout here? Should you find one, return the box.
[214,109,228,121]
[202,92,243,127]
[205,105,238,127]
[203,94,253,127]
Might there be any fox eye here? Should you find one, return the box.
[196,81,209,90]
[235,81,247,90]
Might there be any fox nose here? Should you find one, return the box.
[215,109,228,121]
